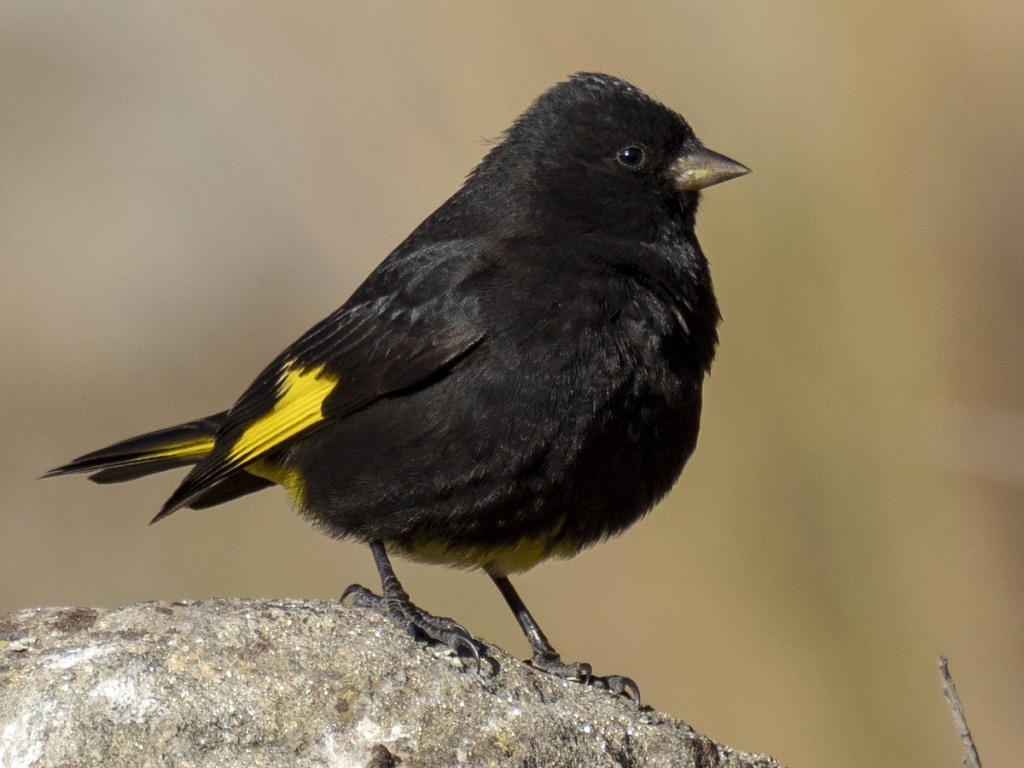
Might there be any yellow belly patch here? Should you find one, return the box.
[394,535,587,576]
[247,457,307,508]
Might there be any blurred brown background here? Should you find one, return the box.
[2,2,1022,766]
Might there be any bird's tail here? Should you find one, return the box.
[47,411,279,515]
[46,412,228,484]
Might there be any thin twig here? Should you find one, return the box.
[938,656,982,768]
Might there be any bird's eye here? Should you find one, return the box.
[616,146,646,168]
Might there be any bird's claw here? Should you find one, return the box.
[341,582,481,673]
[590,673,642,702]
[529,651,640,703]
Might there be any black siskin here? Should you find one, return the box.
[48,72,749,700]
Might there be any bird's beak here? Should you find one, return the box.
[668,146,750,192]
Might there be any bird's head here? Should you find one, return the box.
[473,73,749,240]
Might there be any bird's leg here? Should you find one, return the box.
[490,574,640,702]
[342,540,480,670]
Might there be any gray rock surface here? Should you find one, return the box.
[0,599,781,767]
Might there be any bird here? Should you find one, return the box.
[47,72,749,700]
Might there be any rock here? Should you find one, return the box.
[0,599,781,767]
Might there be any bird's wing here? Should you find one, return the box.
[154,244,487,519]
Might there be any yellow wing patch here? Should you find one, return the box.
[228,363,339,465]
[144,436,216,461]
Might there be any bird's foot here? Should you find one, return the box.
[529,650,641,702]
[342,583,481,672]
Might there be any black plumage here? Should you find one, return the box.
[48,73,749,698]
